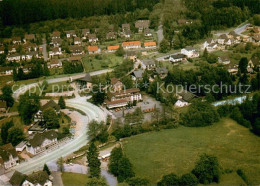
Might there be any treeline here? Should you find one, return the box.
[0,0,159,26]
[63,61,84,74]
[217,93,260,136]
[13,59,50,81]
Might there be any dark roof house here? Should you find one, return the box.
[28,131,58,148]
[40,100,61,112]
[9,171,26,186]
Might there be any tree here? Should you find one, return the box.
[92,86,106,105]
[108,147,123,176]
[127,177,149,186]
[159,39,170,53]
[157,173,179,186]
[1,85,14,107]
[18,94,40,124]
[181,101,219,127]
[1,121,14,144]
[43,164,51,175]
[117,156,135,182]
[43,63,50,76]
[87,120,105,142]
[115,46,125,57]
[179,173,198,186]
[238,57,248,74]
[57,157,64,172]
[192,154,220,184]
[87,143,101,178]
[203,48,208,59]
[13,68,18,81]
[58,96,66,109]
[121,76,133,89]
[43,108,60,129]
[7,127,24,146]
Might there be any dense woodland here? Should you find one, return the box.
[0,0,159,26]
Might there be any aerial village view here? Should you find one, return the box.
[0,0,260,185]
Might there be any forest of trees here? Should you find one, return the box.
[0,0,159,26]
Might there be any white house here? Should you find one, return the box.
[174,100,189,107]
[88,34,98,43]
[169,54,186,63]
[0,143,19,169]
[22,171,52,186]
[48,59,62,69]
[122,41,141,50]
[141,59,156,70]
[181,47,199,58]
[6,53,21,61]
[65,30,76,38]
[218,56,231,65]
[49,47,62,57]
[202,38,215,49]
[26,131,58,155]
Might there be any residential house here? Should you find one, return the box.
[51,38,62,47]
[228,31,241,41]
[12,37,22,44]
[202,38,215,49]
[69,56,82,62]
[26,51,39,60]
[206,43,218,51]
[65,30,76,38]
[88,34,98,43]
[77,73,92,89]
[6,53,21,61]
[122,24,130,32]
[15,141,27,152]
[22,171,52,186]
[105,88,142,109]
[132,70,144,81]
[217,34,229,45]
[225,64,238,74]
[106,32,116,40]
[218,56,231,65]
[22,64,34,74]
[9,171,26,186]
[141,59,156,70]
[0,66,13,76]
[28,121,46,135]
[34,100,61,122]
[26,130,58,155]
[174,99,189,107]
[155,67,168,78]
[144,28,152,37]
[74,37,81,45]
[125,51,137,61]
[88,46,101,55]
[252,34,260,45]
[135,20,150,32]
[0,46,4,54]
[111,78,124,91]
[169,54,186,64]
[0,143,19,169]
[24,43,37,52]
[82,29,90,39]
[69,46,84,55]
[0,100,7,112]
[144,42,157,49]
[181,47,199,58]
[123,30,131,38]
[49,47,62,57]
[51,31,61,39]
[107,45,119,53]
[23,34,35,43]
[178,90,197,103]
[8,45,18,54]
[122,41,141,50]
[48,59,62,69]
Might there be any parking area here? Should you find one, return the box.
[112,94,163,122]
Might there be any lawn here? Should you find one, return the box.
[83,53,123,72]
[0,75,13,89]
[61,172,89,186]
[122,118,260,184]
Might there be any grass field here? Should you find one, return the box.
[83,53,123,72]
[0,75,13,89]
[61,172,89,186]
[122,118,260,184]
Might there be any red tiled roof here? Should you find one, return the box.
[107,45,119,51]
[122,41,141,47]
[88,46,99,52]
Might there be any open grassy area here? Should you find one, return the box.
[61,172,89,186]
[0,75,13,89]
[83,53,123,72]
[122,118,260,184]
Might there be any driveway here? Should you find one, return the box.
[40,38,48,61]
[10,98,106,175]
[157,25,164,44]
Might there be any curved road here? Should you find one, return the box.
[12,98,106,174]
[13,69,113,100]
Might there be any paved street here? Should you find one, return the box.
[157,25,164,44]
[40,38,48,61]
[13,69,113,100]
[10,98,106,175]
[0,112,19,117]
